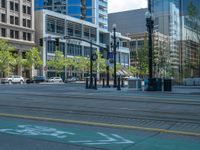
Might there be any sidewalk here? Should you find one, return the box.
[94,85,200,95]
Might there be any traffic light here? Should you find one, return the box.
[39,38,43,46]
[55,38,59,46]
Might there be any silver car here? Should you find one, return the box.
[1,75,24,84]
[48,77,63,82]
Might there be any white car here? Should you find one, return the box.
[48,77,63,82]
[1,75,24,84]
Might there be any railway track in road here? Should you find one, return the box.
[1,92,200,106]
[0,103,200,125]
[0,93,200,137]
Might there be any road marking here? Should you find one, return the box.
[84,132,134,145]
[0,121,135,146]
[0,113,200,137]
[0,124,75,138]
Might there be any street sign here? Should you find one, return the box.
[109,52,113,59]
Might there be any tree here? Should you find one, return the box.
[65,57,75,77]
[95,51,106,76]
[24,47,42,78]
[137,44,148,77]
[128,66,139,77]
[0,40,15,77]
[73,56,89,79]
[47,50,65,77]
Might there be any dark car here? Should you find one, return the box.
[26,76,46,84]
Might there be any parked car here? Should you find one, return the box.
[65,77,78,83]
[26,76,46,84]
[48,77,63,82]
[1,75,24,84]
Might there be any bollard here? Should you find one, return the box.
[102,78,105,88]
[117,77,121,91]
[121,78,124,87]
[94,77,97,90]
[86,78,89,89]
[90,77,93,89]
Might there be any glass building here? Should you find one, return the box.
[151,0,200,83]
[35,0,108,30]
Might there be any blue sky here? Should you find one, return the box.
[108,0,147,13]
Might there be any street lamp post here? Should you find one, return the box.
[89,40,93,88]
[106,45,110,87]
[145,0,154,90]
[113,24,117,87]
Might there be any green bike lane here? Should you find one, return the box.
[0,117,200,150]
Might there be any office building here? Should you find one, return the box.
[0,0,35,77]
[109,0,200,82]
[35,9,129,79]
[35,0,108,30]
[151,0,200,81]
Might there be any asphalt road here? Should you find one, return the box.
[0,83,200,150]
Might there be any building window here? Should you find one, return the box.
[23,32,26,40]
[67,44,82,56]
[1,13,6,22]
[27,33,31,41]
[10,30,14,38]
[130,41,136,48]
[15,16,19,25]
[10,16,14,24]
[47,20,56,33]
[23,5,26,13]
[67,22,74,36]
[74,23,82,38]
[15,31,19,39]
[138,40,144,48]
[1,28,6,37]
[1,0,6,8]
[27,6,31,15]
[10,1,14,11]
[47,41,56,53]
[23,18,26,27]
[122,42,128,48]
[83,26,89,39]
[56,19,65,34]
[15,3,19,12]
[27,19,31,28]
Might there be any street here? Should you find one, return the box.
[0,83,200,150]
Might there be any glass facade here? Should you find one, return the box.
[151,0,200,83]
[35,0,108,29]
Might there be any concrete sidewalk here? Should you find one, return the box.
[94,85,200,95]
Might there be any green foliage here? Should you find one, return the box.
[128,66,139,76]
[95,51,106,74]
[47,50,65,76]
[0,40,15,77]
[73,56,89,73]
[24,47,42,69]
[137,44,148,76]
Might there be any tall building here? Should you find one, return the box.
[0,0,35,77]
[35,0,108,30]
[151,0,200,81]
[108,0,200,82]
[108,9,148,67]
